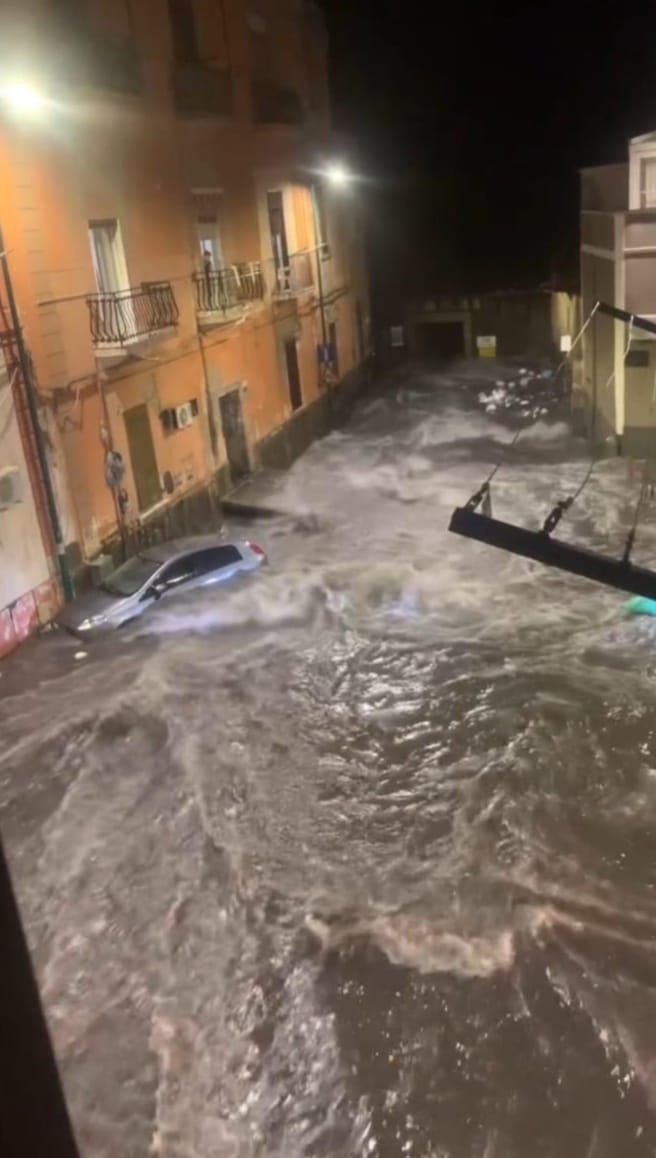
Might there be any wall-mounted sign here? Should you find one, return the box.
[476,334,496,358]
[560,334,572,353]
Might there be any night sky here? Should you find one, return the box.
[320,1,656,321]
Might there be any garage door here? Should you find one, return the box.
[415,321,465,359]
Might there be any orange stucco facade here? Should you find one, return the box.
[0,0,369,636]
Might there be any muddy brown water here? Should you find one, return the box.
[3,361,656,1157]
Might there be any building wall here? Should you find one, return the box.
[0,351,59,657]
[0,0,369,640]
[580,240,617,445]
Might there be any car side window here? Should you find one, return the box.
[195,546,242,575]
[158,554,197,590]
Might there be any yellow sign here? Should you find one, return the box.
[476,335,496,358]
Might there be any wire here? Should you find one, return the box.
[468,302,601,505]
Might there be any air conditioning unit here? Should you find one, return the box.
[0,466,22,509]
[175,403,194,429]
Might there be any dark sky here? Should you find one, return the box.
[320,1,656,314]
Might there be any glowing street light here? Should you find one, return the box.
[0,81,47,117]
[324,162,351,188]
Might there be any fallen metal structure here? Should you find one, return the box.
[449,506,656,600]
[449,301,656,600]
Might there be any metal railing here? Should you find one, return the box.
[270,251,314,296]
[86,282,179,346]
[252,78,303,125]
[173,62,233,117]
[193,262,265,313]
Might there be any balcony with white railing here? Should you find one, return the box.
[192,263,265,327]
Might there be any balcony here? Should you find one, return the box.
[270,252,314,297]
[173,62,233,118]
[86,283,179,348]
[193,263,265,323]
[252,79,303,126]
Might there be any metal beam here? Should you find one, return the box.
[449,507,656,600]
[595,300,656,336]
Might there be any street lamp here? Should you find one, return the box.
[310,162,352,385]
[0,81,48,117]
[324,162,350,189]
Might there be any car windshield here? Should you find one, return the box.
[101,555,161,597]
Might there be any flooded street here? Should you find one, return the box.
[4,361,656,1157]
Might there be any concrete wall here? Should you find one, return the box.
[581,164,628,212]
[0,354,59,657]
[580,243,618,445]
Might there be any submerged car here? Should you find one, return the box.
[57,535,266,636]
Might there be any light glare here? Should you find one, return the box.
[325,163,350,188]
[1,82,46,115]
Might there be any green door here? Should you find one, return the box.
[124,403,161,512]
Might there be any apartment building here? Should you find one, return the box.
[0,0,370,652]
[579,133,656,455]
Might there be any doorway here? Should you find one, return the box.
[415,320,465,359]
[267,191,289,289]
[328,320,339,376]
[124,403,161,513]
[284,338,303,411]
[219,389,250,482]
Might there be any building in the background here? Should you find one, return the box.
[404,288,576,362]
[0,0,370,649]
[579,133,656,455]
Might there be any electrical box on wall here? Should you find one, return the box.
[160,399,199,432]
[175,403,193,429]
[0,466,22,509]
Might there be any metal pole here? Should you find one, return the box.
[0,220,74,601]
[310,181,328,350]
[0,839,81,1157]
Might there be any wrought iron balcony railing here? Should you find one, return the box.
[173,62,233,118]
[270,251,314,296]
[193,263,265,313]
[252,78,303,125]
[86,283,179,346]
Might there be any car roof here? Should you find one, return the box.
[140,533,242,564]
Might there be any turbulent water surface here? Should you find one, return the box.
[4,361,656,1157]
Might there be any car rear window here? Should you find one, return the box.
[195,545,242,575]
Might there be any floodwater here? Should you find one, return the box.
[3,360,656,1157]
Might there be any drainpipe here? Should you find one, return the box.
[0,220,74,601]
[310,181,329,352]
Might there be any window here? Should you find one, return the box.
[626,348,650,368]
[640,158,656,208]
[159,554,198,590]
[102,556,160,597]
[168,0,199,62]
[89,219,130,294]
[193,192,224,270]
[195,545,242,576]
